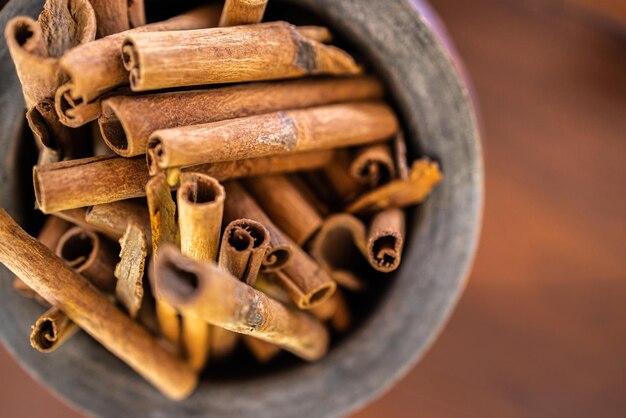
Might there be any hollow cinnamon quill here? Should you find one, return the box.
[122,21,361,92]
[147,102,396,173]
[219,0,268,27]
[100,76,383,157]
[30,307,79,353]
[218,220,269,286]
[56,5,221,127]
[151,244,329,361]
[0,209,197,399]
[34,150,334,213]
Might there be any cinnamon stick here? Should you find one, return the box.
[177,173,225,371]
[0,209,197,399]
[147,102,396,173]
[55,227,117,293]
[30,307,79,353]
[56,5,221,126]
[218,219,269,286]
[4,0,96,108]
[85,199,151,241]
[122,21,361,92]
[243,336,281,363]
[89,0,143,38]
[150,244,329,361]
[100,76,383,157]
[346,159,443,214]
[55,207,119,240]
[310,290,350,332]
[219,0,268,27]
[223,182,336,308]
[223,182,291,271]
[244,175,323,245]
[114,222,146,318]
[26,98,79,163]
[146,173,181,348]
[350,143,396,188]
[34,150,334,213]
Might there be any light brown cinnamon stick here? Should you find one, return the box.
[223,182,336,308]
[85,199,151,241]
[100,76,383,157]
[0,209,197,399]
[30,307,79,353]
[243,336,281,363]
[4,0,96,107]
[89,0,141,38]
[177,173,225,371]
[309,290,350,332]
[122,21,361,92]
[55,226,117,293]
[219,0,268,27]
[56,5,221,126]
[151,244,329,361]
[114,222,146,318]
[244,175,323,245]
[218,219,269,286]
[147,102,396,174]
[34,150,334,213]
[346,159,443,214]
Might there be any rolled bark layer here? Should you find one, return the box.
[366,208,405,273]
[218,219,269,286]
[30,307,79,353]
[147,102,397,173]
[122,21,361,91]
[100,76,382,157]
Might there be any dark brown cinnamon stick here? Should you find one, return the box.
[147,102,397,174]
[34,151,334,213]
[122,21,361,91]
[100,76,383,157]
[0,209,197,399]
[218,219,270,286]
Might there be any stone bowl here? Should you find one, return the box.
[0,0,483,417]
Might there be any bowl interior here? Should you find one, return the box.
[0,0,483,417]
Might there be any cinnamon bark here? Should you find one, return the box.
[85,199,151,241]
[146,173,181,348]
[218,219,269,286]
[244,175,323,245]
[0,209,197,400]
[122,21,361,92]
[177,173,225,371]
[147,102,396,173]
[34,151,334,213]
[55,226,117,293]
[100,76,383,157]
[350,143,396,188]
[366,208,405,273]
[30,307,79,353]
[346,159,443,214]
[56,5,221,126]
[26,98,80,163]
[243,336,281,363]
[4,0,96,108]
[114,222,146,318]
[150,244,329,361]
[223,182,291,271]
[219,0,268,27]
[223,181,336,309]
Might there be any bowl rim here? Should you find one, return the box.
[0,0,484,417]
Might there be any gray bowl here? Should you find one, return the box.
[0,0,483,417]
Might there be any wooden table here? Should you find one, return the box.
[1,0,625,416]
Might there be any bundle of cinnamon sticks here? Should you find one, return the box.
[1,0,443,400]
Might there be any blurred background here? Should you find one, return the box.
[1,0,625,416]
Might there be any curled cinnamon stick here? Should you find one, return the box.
[219,0,268,27]
[218,220,269,286]
[367,208,405,273]
[223,182,291,271]
[34,150,334,213]
[244,175,323,245]
[122,21,361,92]
[346,159,443,214]
[350,144,396,188]
[100,76,383,157]
[146,173,181,348]
[26,98,78,163]
[85,199,151,241]
[30,307,79,353]
[4,0,96,107]
[114,222,146,318]
[55,226,117,293]
[151,244,329,361]
[147,102,397,174]
[0,209,197,399]
[56,5,221,126]
[223,182,335,308]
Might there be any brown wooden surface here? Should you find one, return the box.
[1,0,625,416]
